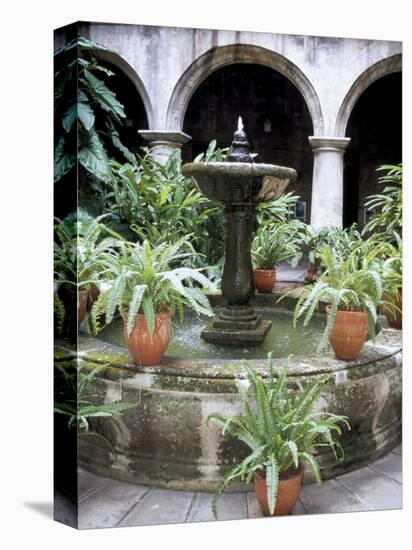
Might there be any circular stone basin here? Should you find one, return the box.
[98,308,326,360]
[56,296,402,493]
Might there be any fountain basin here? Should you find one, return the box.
[182,162,296,204]
[55,296,402,492]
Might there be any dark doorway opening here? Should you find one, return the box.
[182,64,314,222]
[344,72,402,229]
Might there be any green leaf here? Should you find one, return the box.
[78,128,111,182]
[82,69,126,119]
[62,104,77,133]
[110,129,136,164]
[266,455,280,515]
[127,285,147,336]
[54,136,76,182]
[78,102,95,131]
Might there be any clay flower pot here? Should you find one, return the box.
[305,262,317,284]
[254,269,276,293]
[254,467,304,516]
[87,283,100,312]
[326,306,368,360]
[123,310,172,366]
[65,288,89,329]
[383,290,402,329]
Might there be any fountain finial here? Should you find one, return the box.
[227,116,252,163]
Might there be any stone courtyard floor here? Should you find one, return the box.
[75,444,402,529]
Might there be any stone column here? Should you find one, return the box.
[308,137,350,228]
[138,130,191,164]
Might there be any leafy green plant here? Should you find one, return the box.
[380,243,402,317]
[54,209,122,290]
[303,225,333,267]
[303,224,363,278]
[292,243,384,353]
[54,359,136,454]
[362,164,402,246]
[207,358,349,517]
[54,36,133,183]
[252,220,305,269]
[255,191,301,226]
[193,139,230,162]
[54,209,124,332]
[94,148,224,268]
[91,236,216,336]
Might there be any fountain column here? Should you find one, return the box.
[182,118,296,346]
[309,137,350,228]
[138,130,191,164]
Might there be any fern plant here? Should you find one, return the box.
[251,220,305,269]
[207,357,349,517]
[91,236,216,336]
[362,164,402,246]
[54,359,136,454]
[54,208,124,332]
[379,243,402,317]
[255,191,301,226]
[292,242,384,353]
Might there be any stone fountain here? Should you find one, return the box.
[182,118,297,345]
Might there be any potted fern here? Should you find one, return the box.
[381,244,402,329]
[91,237,215,365]
[207,358,349,517]
[251,220,304,293]
[54,209,121,333]
[292,243,384,360]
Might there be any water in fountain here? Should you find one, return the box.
[98,309,325,360]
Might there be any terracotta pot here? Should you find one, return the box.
[65,288,89,329]
[254,467,304,516]
[383,290,402,329]
[326,306,368,360]
[87,283,100,312]
[254,269,276,293]
[123,310,172,366]
[305,262,317,283]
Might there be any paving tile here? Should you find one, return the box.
[292,499,308,515]
[392,444,402,456]
[54,489,77,528]
[187,492,247,523]
[78,468,108,501]
[299,479,368,514]
[118,488,194,527]
[246,492,264,519]
[337,467,402,511]
[369,453,402,483]
[78,479,149,529]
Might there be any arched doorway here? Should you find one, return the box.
[182,63,314,222]
[97,60,149,155]
[343,72,402,228]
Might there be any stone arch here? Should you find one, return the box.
[335,54,402,136]
[166,44,324,135]
[94,49,154,129]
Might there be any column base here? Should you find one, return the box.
[201,306,272,346]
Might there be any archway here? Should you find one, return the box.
[343,72,402,228]
[167,44,323,136]
[182,62,314,222]
[93,51,151,153]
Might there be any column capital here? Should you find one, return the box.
[308,136,350,152]
[138,130,191,149]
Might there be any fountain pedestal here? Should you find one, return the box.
[201,203,271,345]
[182,118,297,346]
